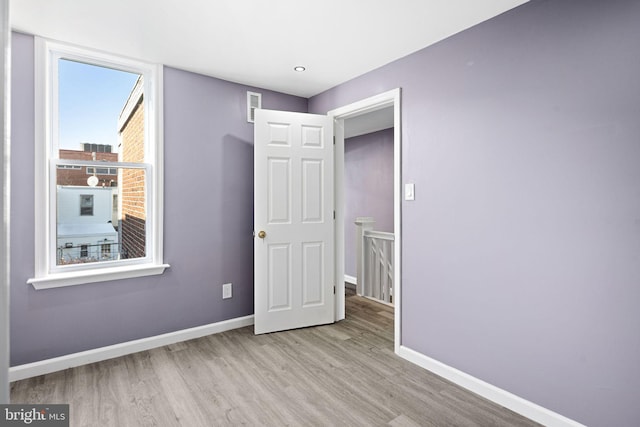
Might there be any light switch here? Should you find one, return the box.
[222,283,232,299]
[405,183,415,201]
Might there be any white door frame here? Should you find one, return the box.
[1,0,11,403]
[328,88,402,352]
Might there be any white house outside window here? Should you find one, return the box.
[29,38,169,289]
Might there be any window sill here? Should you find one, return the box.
[27,263,170,290]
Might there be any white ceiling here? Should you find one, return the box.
[10,0,527,98]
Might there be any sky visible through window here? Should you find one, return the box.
[58,59,140,152]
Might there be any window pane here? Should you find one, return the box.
[58,59,139,152]
[56,166,147,265]
[55,59,147,267]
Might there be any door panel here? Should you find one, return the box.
[302,241,324,306]
[254,109,334,334]
[302,159,323,223]
[268,158,291,223]
[268,243,291,311]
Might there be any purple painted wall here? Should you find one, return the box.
[10,32,307,365]
[344,129,393,278]
[311,1,640,426]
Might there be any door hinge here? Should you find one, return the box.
[333,285,336,295]
[333,136,336,145]
[333,210,336,220]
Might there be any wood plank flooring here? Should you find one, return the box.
[11,293,541,426]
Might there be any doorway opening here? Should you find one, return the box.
[329,88,401,352]
[344,110,394,304]
[252,89,400,345]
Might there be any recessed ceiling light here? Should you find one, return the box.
[293,66,306,72]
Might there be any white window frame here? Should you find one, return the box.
[29,38,169,289]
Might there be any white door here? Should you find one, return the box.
[254,109,335,334]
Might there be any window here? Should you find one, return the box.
[86,167,117,175]
[79,195,94,216]
[100,242,112,259]
[83,143,111,153]
[30,38,169,289]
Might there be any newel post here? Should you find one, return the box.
[354,217,375,296]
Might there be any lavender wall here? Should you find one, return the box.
[10,32,307,365]
[311,1,640,426]
[344,129,393,278]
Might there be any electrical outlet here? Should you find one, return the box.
[222,283,232,299]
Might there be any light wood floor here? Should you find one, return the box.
[11,292,540,426]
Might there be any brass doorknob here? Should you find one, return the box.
[257,230,266,239]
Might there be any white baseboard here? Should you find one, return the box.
[397,345,585,427]
[344,274,357,285]
[9,315,254,382]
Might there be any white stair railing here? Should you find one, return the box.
[355,217,394,305]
